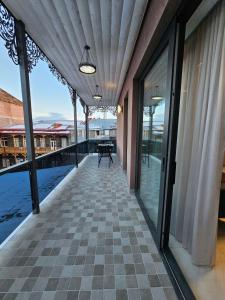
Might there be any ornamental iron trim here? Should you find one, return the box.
[25,34,41,72]
[0,2,74,95]
[25,32,74,97]
[89,105,117,116]
[0,2,18,65]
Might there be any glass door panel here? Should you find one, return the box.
[139,47,169,228]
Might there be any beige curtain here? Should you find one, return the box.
[171,0,225,266]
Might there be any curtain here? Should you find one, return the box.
[171,0,225,266]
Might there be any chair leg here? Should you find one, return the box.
[109,152,113,163]
[98,154,102,167]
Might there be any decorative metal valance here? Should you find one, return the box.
[88,105,117,116]
[25,34,41,72]
[0,3,18,65]
[67,85,74,98]
[25,33,71,89]
[25,33,75,98]
[0,2,74,96]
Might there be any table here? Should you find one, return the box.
[97,144,114,167]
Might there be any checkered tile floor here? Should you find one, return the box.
[0,155,177,300]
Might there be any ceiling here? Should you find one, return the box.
[3,0,148,106]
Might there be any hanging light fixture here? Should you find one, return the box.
[79,45,96,74]
[92,85,102,100]
[151,85,164,100]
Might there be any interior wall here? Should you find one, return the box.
[116,0,181,189]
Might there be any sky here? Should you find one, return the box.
[0,39,115,121]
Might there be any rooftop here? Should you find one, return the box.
[0,119,117,135]
[0,89,23,106]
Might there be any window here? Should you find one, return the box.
[0,137,8,147]
[14,137,19,147]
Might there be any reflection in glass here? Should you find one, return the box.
[139,48,168,227]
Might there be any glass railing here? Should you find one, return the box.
[0,140,89,244]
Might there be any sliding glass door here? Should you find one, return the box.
[139,48,169,228]
[137,23,176,243]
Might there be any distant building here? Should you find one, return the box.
[0,89,24,127]
[0,119,117,168]
[142,121,164,141]
[0,88,116,168]
[88,119,117,139]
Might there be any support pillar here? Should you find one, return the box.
[85,105,89,141]
[72,90,78,144]
[15,20,40,214]
[85,105,89,154]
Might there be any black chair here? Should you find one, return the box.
[97,144,113,168]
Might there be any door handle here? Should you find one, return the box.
[171,161,176,185]
[162,157,165,172]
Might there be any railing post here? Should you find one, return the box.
[85,105,89,153]
[15,20,40,214]
[72,90,78,167]
[72,90,78,145]
[85,105,89,140]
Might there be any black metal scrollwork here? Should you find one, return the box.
[25,34,41,72]
[0,3,76,100]
[89,105,117,116]
[41,54,67,85]
[0,3,18,65]
[67,85,74,98]
[25,33,73,94]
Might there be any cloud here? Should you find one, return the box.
[33,112,70,121]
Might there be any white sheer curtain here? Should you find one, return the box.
[171,0,225,266]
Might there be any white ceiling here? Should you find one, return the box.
[3,0,148,106]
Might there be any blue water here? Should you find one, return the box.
[0,165,74,243]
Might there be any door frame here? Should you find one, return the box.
[160,1,212,299]
[135,21,177,246]
[135,3,202,296]
[123,96,128,171]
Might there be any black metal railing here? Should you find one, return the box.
[0,140,89,244]
[142,139,162,160]
[0,139,117,244]
[88,137,116,153]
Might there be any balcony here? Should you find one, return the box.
[0,147,53,156]
[0,140,176,300]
